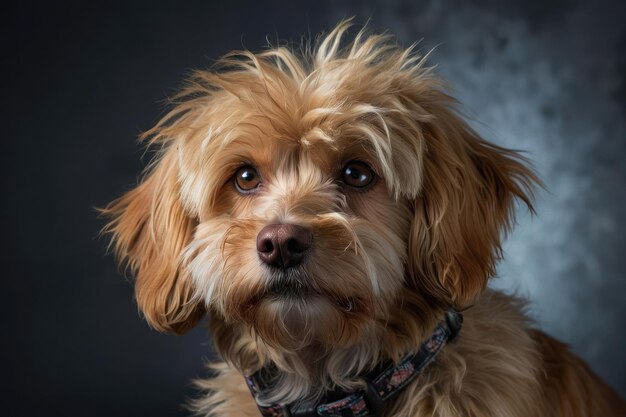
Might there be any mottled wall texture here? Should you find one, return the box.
[4,1,624,416]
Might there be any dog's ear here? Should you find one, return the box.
[103,149,203,334]
[407,100,537,308]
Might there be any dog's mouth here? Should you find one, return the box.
[262,274,356,313]
[239,269,375,349]
[267,278,309,298]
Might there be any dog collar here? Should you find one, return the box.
[245,310,463,417]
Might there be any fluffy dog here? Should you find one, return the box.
[104,21,625,417]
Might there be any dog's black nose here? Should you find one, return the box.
[256,224,312,268]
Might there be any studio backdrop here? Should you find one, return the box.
[4,1,625,416]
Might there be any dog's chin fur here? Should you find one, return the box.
[103,19,625,417]
[249,294,363,350]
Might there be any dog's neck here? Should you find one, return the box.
[210,292,445,404]
[246,311,462,417]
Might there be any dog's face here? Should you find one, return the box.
[105,22,535,356]
[181,107,415,350]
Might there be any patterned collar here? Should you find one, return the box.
[245,310,463,417]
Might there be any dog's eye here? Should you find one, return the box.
[234,166,261,192]
[341,161,375,189]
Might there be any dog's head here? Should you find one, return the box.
[104,21,536,356]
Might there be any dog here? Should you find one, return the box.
[104,20,625,417]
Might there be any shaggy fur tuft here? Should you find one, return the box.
[104,19,625,416]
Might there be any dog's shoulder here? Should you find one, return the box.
[529,329,626,417]
[191,361,259,417]
[395,291,626,417]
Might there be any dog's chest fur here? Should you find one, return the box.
[191,291,619,417]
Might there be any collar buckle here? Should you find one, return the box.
[445,310,463,342]
[288,402,318,417]
[363,378,384,417]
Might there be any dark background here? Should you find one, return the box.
[4,1,625,416]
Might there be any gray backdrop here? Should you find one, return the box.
[4,1,624,416]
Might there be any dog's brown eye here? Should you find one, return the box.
[341,161,375,189]
[234,166,261,192]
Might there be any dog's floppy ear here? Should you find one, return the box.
[408,99,537,308]
[103,149,203,334]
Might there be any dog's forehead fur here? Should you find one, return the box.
[148,25,448,217]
